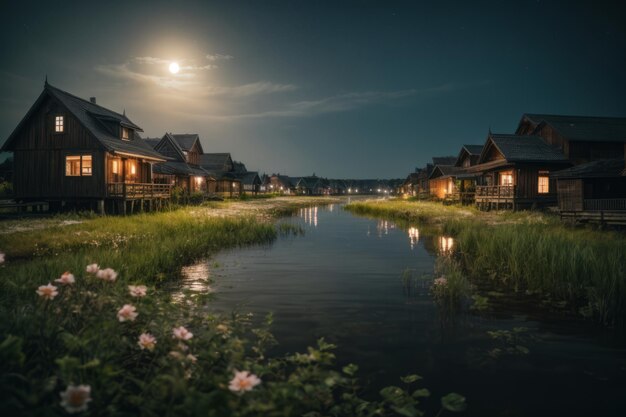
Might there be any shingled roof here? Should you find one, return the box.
[153,161,213,178]
[198,153,233,172]
[170,134,203,152]
[551,158,625,179]
[481,134,569,163]
[2,82,165,161]
[455,144,483,167]
[429,165,467,180]
[522,113,626,142]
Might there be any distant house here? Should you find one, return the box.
[267,174,296,194]
[149,133,215,194]
[198,153,242,197]
[516,113,626,165]
[400,171,421,196]
[295,176,330,195]
[428,165,467,200]
[235,171,262,195]
[0,82,168,213]
[551,158,626,225]
[469,133,571,210]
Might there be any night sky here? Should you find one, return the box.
[1,0,625,178]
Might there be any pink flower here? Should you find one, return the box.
[128,285,147,297]
[37,283,59,300]
[85,263,99,274]
[137,333,157,351]
[55,271,75,285]
[434,277,448,287]
[187,353,198,363]
[172,326,193,341]
[96,268,117,282]
[229,370,261,393]
[0,252,5,264]
[59,384,92,413]
[117,304,138,322]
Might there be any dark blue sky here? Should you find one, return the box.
[1,0,625,177]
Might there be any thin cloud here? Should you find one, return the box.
[206,53,233,61]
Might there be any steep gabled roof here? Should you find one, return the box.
[479,133,568,163]
[153,161,213,178]
[429,165,467,180]
[171,134,204,153]
[233,171,261,185]
[520,113,626,142]
[551,159,625,179]
[2,82,165,161]
[144,138,161,149]
[198,153,233,172]
[454,144,483,167]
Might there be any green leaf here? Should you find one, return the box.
[413,388,430,398]
[342,363,359,376]
[391,404,423,417]
[441,393,467,412]
[400,374,422,384]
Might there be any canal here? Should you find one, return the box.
[180,202,626,417]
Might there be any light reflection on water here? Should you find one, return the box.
[173,261,214,302]
[179,203,626,417]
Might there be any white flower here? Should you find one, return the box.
[172,326,193,341]
[434,277,448,287]
[96,268,117,282]
[59,384,92,414]
[128,285,147,297]
[137,333,157,351]
[228,370,261,393]
[187,353,198,363]
[55,271,75,285]
[85,263,99,274]
[0,252,5,264]
[37,283,59,300]
[117,304,138,322]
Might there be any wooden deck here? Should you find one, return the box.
[106,183,172,200]
[560,198,626,225]
[444,191,475,205]
[475,185,515,209]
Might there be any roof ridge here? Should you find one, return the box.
[46,83,131,121]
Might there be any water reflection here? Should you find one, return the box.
[299,206,319,227]
[376,219,395,236]
[172,261,213,302]
[438,236,454,254]
[407,227,419,249]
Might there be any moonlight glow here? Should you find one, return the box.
[169,62,180,74]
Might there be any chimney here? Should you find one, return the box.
[90,97,96,104]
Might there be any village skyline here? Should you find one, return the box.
[1,0,625,178]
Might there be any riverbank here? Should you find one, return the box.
[345,199,626,326]
[0,197,464,416]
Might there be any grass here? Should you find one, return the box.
[346,199,626,326]
[1,198,465,415]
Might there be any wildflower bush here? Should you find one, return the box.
[0,257,466,416]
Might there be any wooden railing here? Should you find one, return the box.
[107,183,173,199]
[475,185,516,199]
[583,198,626,211]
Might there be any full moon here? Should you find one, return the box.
[169,62,180,74]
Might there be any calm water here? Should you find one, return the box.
[180,202,626,417]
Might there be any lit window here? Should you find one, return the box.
[130,162,136,175]
[121,127,129,140]
[81,155,92,175]
[66,155,92,176]
[55,116,64,133]
[111,159,119,174]
[500,171,513,186]
[65,156,81,176]
[538,171,550,194]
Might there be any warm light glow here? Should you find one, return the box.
[169,62,180,74]
[438,236,454,254]
[130,163,136,175]
[408,227,419,250]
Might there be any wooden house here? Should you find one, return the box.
[516,114,626,165]
[235,171,262,195]
[469,133,571,210]
[551,158,626,225]
[0,82,169,213]
[400,171,421,197]
[295,176,331,195]
[198,153,242,197]
[149,133,215,194]
[266,174,296,194]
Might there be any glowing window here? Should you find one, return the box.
[538,172,550,194]
[111,159,119,174]
[121,127,130,140]
[500,171,513,186]
[55,116,64,133]
[65,155,92,176]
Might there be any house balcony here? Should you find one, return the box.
[444,191,476,205]
[106,183,173,200]
[583,198,626,211]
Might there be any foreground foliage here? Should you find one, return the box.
[0,204,464,416]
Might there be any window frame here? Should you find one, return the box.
[538,171,550,194]
[65,155,93,177]
[121,127,130,141]
[499,171,514,186]
[54,115,65,133]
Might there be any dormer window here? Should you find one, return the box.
[55,116,64,133]
[121,127,130,141]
